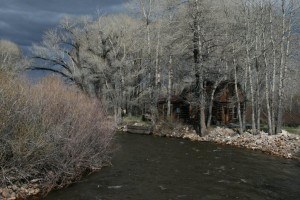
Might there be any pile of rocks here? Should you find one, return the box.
[0,182,41,200]
[183,127,300,159]
[181,127,236,142]
[228,131,300,158]
[154,122,195,138]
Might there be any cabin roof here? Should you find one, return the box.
[214,81,246,103]
[180,80,246,103]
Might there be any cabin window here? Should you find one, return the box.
[162,104,167,116]
[233,106,238,119]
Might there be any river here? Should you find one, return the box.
[47,133,300,200]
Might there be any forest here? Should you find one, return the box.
[27,0,300,135]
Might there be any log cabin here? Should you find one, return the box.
[210,81,246,125]
[157,95,190,122]
[157,80,246,126]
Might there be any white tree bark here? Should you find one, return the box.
[167,54,173,117]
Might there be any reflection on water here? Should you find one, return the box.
[47,134,300,200]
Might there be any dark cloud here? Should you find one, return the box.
[0,0,125,51]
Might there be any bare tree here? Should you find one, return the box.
[29,0,299,132]
[0,39,26,72]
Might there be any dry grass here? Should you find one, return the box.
[284,126,300,135]
[0,73,115,195]
[122,115,152,126]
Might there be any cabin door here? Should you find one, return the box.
[221,106,229,125]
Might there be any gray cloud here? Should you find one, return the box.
[0,0,125,52]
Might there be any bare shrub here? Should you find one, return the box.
[0,73,115,194]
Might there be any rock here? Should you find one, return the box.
[30,179,42,184]
[107,185,122,189]
[155,123,299,159]
[158,185,167,190]
[11,185,18,191]
[2,188,11,198]
[27,187,40,195]
[9,192,16,199]
[240,179,247,183]
[35,188,40,194]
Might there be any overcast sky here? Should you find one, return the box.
[0,0,125,54]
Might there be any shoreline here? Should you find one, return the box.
[0,165,109,200]
[153,124,300,159]
[2,125,299,199]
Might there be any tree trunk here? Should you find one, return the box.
[195,0,207,136]
[233,56,243,134]
[277,0,287,134]
[277,0,293,134]
[207,80,221,127]
[269,4,277,135]
[167,55,173,118]
[262,30,273,135]
[242,57,248,131]
[114,106,122,124]
[256,70,261,133]
[246,21,256,134]
[155,26,161,88]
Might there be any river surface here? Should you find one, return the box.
[47,134,300,200]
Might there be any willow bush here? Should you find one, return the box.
[0,73,115,193]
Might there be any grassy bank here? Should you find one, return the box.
[121,115,152,126]
[283,126,300,135]
[0,73,115,198]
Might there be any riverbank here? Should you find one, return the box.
[0,75,115,200]
[0,166,110,200]
[153,123,300,159]
[0,181,41,200]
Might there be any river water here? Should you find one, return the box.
[47,134,300,200]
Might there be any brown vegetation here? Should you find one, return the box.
[0,73,115,198]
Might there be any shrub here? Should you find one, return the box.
[0,73,115,194]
